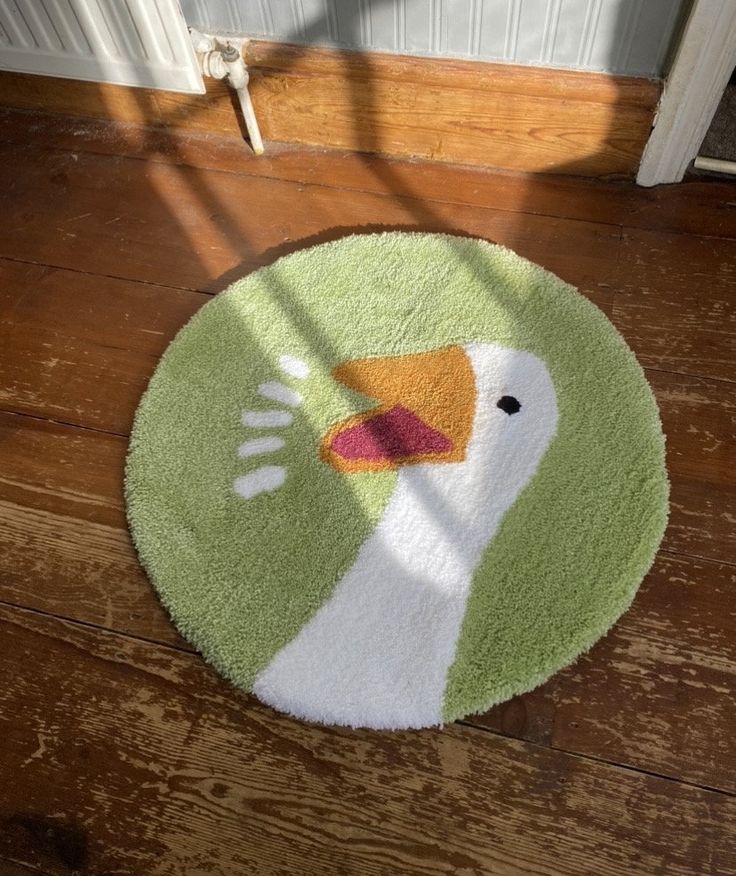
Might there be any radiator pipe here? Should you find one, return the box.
[191,31,264,156]
[220,44,264,156]
[693,155,736,176]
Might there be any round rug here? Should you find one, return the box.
[126,232,668,730]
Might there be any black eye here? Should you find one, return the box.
[497,395,521,415]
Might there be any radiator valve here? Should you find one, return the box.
[190,30,264,156]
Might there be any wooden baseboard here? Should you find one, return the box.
[0,41,660,177]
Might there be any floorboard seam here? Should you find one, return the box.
[0,595,195,656]
[0,595,734,800]
[0,254,212,297]
[4,114,736,244]
[459,718,736,799]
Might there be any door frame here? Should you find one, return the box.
[637,0,736,187]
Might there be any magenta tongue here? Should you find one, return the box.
[330,404,453,462]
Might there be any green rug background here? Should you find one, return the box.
[125,232,669,723]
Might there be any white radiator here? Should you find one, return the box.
[0,0,204,93]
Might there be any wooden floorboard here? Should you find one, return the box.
[471,551,736,793]
[0,108,735,874]
[0,260,204,435]
[0,407,733,795]
[649,370,735,565]
[1,603,734,876]
[3,108,736,241]
[0,411,184,649]
[0,142,621,311]
[3,132,734,388]
[614,229,736,383]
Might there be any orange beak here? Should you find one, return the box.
[321,345,477,473]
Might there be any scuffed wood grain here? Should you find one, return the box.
[1,411,735,794]
[242,42,659,176]
[0,604,734,876]
[0,321,153,435]
[0,100,735,876]
[245,42,661,103]
[0,608,197,876]
[4,108,735,240]
[0,260,205,434]
[0,412,184,648]
[469,552,736,793]
[651,370,736,565]
[0,857,42,875]
[0,260,203,355]
[0,42,660,177]
[0,146,620,305]
[613,229,736,383]
[0,411,124,529]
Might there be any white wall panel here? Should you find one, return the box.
[181,0,691,76]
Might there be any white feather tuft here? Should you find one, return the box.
[238,436,285,457]
[242,410,293,428]
[258,381,303,407]
[279,355,310,379]
[233,465,287,499]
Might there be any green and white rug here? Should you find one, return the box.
[126,232,668,730]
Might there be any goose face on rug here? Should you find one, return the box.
[253,342,559,729]
[126,232,668,732]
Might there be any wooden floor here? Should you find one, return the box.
[0,106,735,876]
